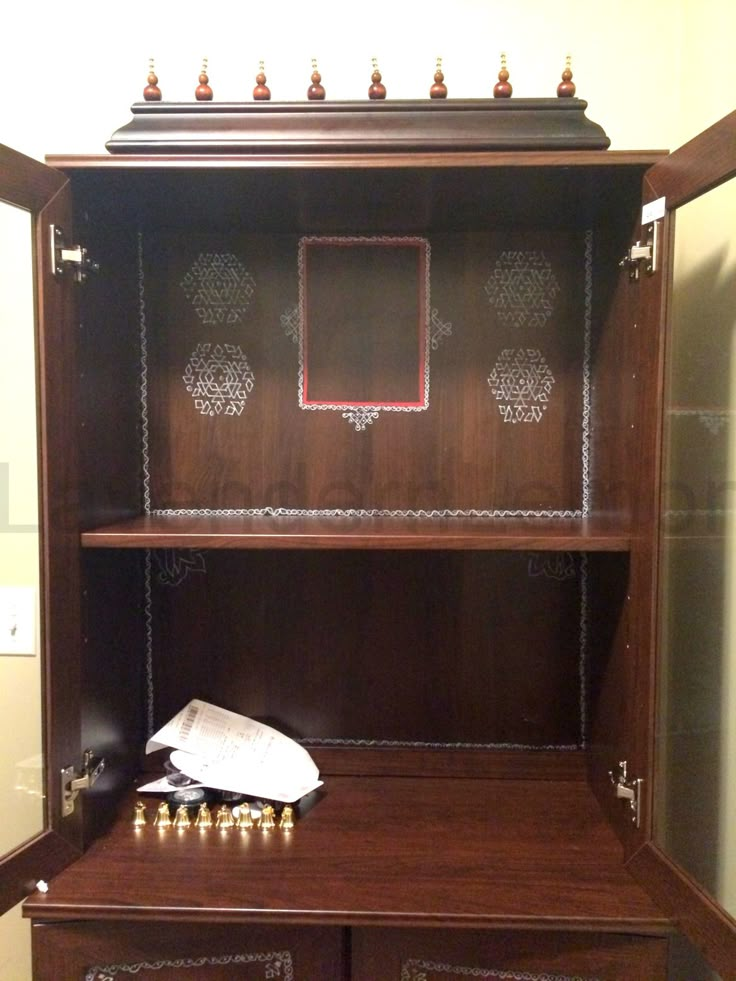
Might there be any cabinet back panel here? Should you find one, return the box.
[142,228,588,516]
[149,550,585,748]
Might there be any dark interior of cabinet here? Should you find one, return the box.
[46,157,669,931]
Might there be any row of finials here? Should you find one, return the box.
[142,55,577,103]
[134,799,295,831]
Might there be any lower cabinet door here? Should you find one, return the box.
[350,928,669,981]
[31,921,346,981]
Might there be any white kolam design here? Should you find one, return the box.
[488,348,555,423]
[280,304,300,344]
[154,549,207,587]
[528,552,577,581]
[430,306,453,350]
[180,252,256,324]
[484,250,560,328]
[85,950,294,980]
[183,343,255,417]
[343,407,381,431]
[401,961,596,981]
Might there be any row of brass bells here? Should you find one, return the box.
[143,56,576,103]
[135,800,294,831]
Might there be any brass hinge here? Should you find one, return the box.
[608,759,642,828]
[50,224,99,283]
[619,220,660,280]
[61,749,106,818]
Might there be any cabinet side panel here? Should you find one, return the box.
[80,550,145,845]
[588,215,642,520]
[75,196,143,528]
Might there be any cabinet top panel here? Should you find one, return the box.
[47,153,665,232]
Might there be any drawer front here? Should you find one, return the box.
[351,928,669,981]
[32,922,345,981]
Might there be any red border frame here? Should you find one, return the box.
[301,238,428,409]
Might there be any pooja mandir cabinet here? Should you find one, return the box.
[1,104,736,979]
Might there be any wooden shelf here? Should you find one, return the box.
[80,514,633,551]
[25,776,669,932]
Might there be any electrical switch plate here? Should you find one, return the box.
[0,585,37,656]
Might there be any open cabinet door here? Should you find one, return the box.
[628,111,736,976]
[0,144,83,915]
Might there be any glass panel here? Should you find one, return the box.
[655,176,736,917]
[0,199,44,853]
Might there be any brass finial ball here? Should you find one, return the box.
[196,59,213,101]
[430,58,447,99]
[493,53,512,98]
[143,59,161,101]
[369,59,387,100]
[308,60,326,100]
[254,61,271,100]
[557,56,576,97]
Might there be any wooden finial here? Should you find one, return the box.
[195,57,213,101]
[143,58,162,102]
[308,58,326,100]
[253,60,271,101]
[493,52,512,98]
[430,57,447,99]
[368,57,387,100]
[557,54,576,97]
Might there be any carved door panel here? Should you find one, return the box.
[32,922,346,981]
[351,928,668,981]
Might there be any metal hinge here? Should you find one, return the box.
[61,749,106,818]
[608,759,642,828]
[619,220,660,280]
[50,224,99,283]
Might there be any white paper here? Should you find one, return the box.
[145,699,322,803]
[642,196,666,224]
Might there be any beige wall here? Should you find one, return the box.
[0,1,732,977]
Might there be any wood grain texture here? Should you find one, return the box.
[81,514,633,550]
[352,926,669,980]
[33,921,346,981]
[0,830,78,924]
[103,99,611,154]
[628,843,736,981]
[149,551,586,748]
[645,110,736,210]
[0,143,67,211]
[48,150,666,170]
[24,777,669,932]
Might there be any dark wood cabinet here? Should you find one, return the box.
[2,107,735,979]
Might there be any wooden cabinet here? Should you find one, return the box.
[1,106,735,978]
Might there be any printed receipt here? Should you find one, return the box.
[140,699,322,802]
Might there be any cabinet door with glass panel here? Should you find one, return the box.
[627,109,736,979]
[0,144,82,915]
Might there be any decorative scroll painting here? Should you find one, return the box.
[297,236,430,430]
